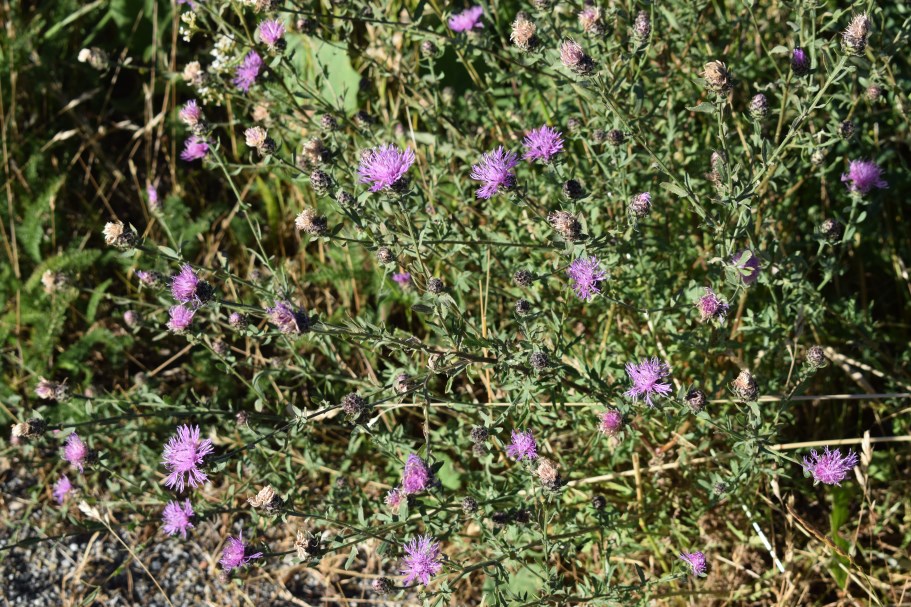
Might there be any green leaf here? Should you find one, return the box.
[686,102,716,113]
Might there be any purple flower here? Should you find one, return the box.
[357,144,415,192]
[802,446,859,485]
[220,531,263,572]
[161,424,214,492]
[624,357,673,407]
[599,409,623,436]
[791,47,810,76]
[179,100,202,127]
[136,270,159,286]
[448,6,484,33]
[522,125,564,163]
[392,272,411,286]
[166,305,195,333]
[162,500,195,539]
[385,487,405,512]
[841,159,887,196]
[401,453,431,494]
[63,433,89,472]
[679,551,707,576]
[400,535,443,586]
[233,51,263,92]
[696,287,729,323]
[147,184,160,210]
[566,256,607,301]
[470,146,519,199]
[258,19,285,49]
[266,301,309,334]
[180,136,209,162]
[171,264,200,303]
[53,475,74,504]
[506,429,537,461]
[731,249,761,285]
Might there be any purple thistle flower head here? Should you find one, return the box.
[171,264,200,303]
[731,249,761,285]
[679,551,707,576]
[392,272,411,286]
[385,487,405,512]
[220,531,263,572]
[791,47,810,76]
[523,125,564,163]
[448,6,484,33]
[401,453,431,494]
[470,146,519,199]
[267,301,309,334]
[233,51,263,93]
[599,409,623,436]
[624,357,673,407]
[506,429,537,461]
[841,159,887,196]
[166,305,195,333]
[179,99,202,128]
[161,424,214,492]
[697,287,729,323]
[802,446,859,485]
[180,136,209,162]
[258,19,285,49]
[162,499,195,539]
[567,256,607,302]
[357,144,415,192]
[401,535,443,586]
[63,433,89,472]
[147,184,160,210]
[53,474,74,504]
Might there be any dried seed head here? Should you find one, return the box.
[530,351,549,372]
[248,485,284,511]
[628,192,652,219]
[562,179,585,200]
[103,221,137,249]
[536,457,562,490]
[77,47,110,71]
[393,373,412,394]
[469,425,489,444]
[560,39,595,75]
[427,277,445,294]
[749,93,769,120]
[294,530,323,561]
[532,0,550,9]
[236,411,249,426]
[548,210,582,242]
[354,110,374,128]
[591,129,607,144]
[842,13,871,56]
[376,247,395,265]
[295,208,328,235]
[296,17,317,34]
[320,114,338,132]
[36,377,69,401]
[42,270,69,295]
[806,346,827,368]
[461,496,479,514]
[510,13,539,52]
[810,149,826,166]
[515,298,532,316]
[578,5,605,37]
[421,40,438,56]
[820,218,844,243]
[372,578,393,595]
[182,61,206,87]
[567,117,582,132]
[865,84,882,102]
[606,129,625,146]
[685,388,707,413]
[703,60,733,94]
[309,170,332,196]
[731,369,759,402]
[514,269,534,287]
[11,418,47,439]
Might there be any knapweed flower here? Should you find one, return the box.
[567,256,607,301]
[510,13,538,51]
[791,47,810,76]
[161,424,214,492]
[171,264,205,304]
[220,531,263,572]
[147,184,160,211]
[400,535,443,586]
[749,94,769,120]
[578,5,604,36]
[506,429,537,461]
[357,144,415,192]
[548,210,582,241]
[628,192,652,219]
[802,446,859,486]
[470,146,519,199]
[385,487,405,512]
[103,220,137,248]
[697,287,729,323]
[448,6,484,33]
[166,305,195,333]
[679,551,707,576]
[401,453,431,494]
[841,159,887,196]
[731,249,761,285]
[842,13,871,55]
[179,99,202,128]
[599,409,623,435]
[731,369,759,402]
[63,433,89,472]
[267,301,309,334]
[180,136,209,162]
[523,126,564,163]
[53,475,74,504]
[560,39,595,75]
[233,50,263,92]
[392,272,411,286]
[624,357,673,407]
[258,19,285,49]
[136,270,162,287]
[162,500,195,539]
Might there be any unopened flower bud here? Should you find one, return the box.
[376,247,395,265]
[749,93,769,120]
[530,351,549,372]
[372,578,393,595]
[562,179,585,200]
[685,388,707,413]
[805,346,826,368]
[839,120,855,139]
[469,425,489,444]
[731,369,759,402]
[514,269,533,287]
[820,218,843,243]
[427,277,445,294]
[309,170,332,196]
[421,40,438,56]
[791,47,810,76]
[591,494,607,509]
[461,496,479,514]
[515,298,531,315]
[567,117,582,132]
[628,192,652,219]
[393,373,412,394]
[865,84,882,102]
[606,129,625,146]
[633,10,651,44]
[341,392,370,423]
[229,312,247,329]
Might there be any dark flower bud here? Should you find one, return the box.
[628,192,652,219]
[606,129,625,146]
[336,189,356,207]
[491,510,510,526]
[591,494,607,510]
[229,312,247,329]
[236,411,249,426]
[427,277,445,294]
[309,170,332,196]
[820,218,843,243]
[567,117,582,133]
[839,120,855,139]
[341,392,370,423]
[469,425,489,444]
[865,84,882,102]
[515,298,532,316]
[320,114,339,131]
[514,269,534,287]
[393,373,412,394]
[806,346,826,368]
[376,247,395,265]
[461,496,479,514]
[421,40,438,56]
[562,179,585,200]
[354,110,374,128]
[791,47,810,76]
[685,388,707,413]
[530,351,549,372]
[512,508,531,524]
[731,369,759,402]
[713,481,728,495]
[633,10,651,44]
[372,578,393,595]
[591,129,607,144]
[472,442,487,456]
[749,94,769,120]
